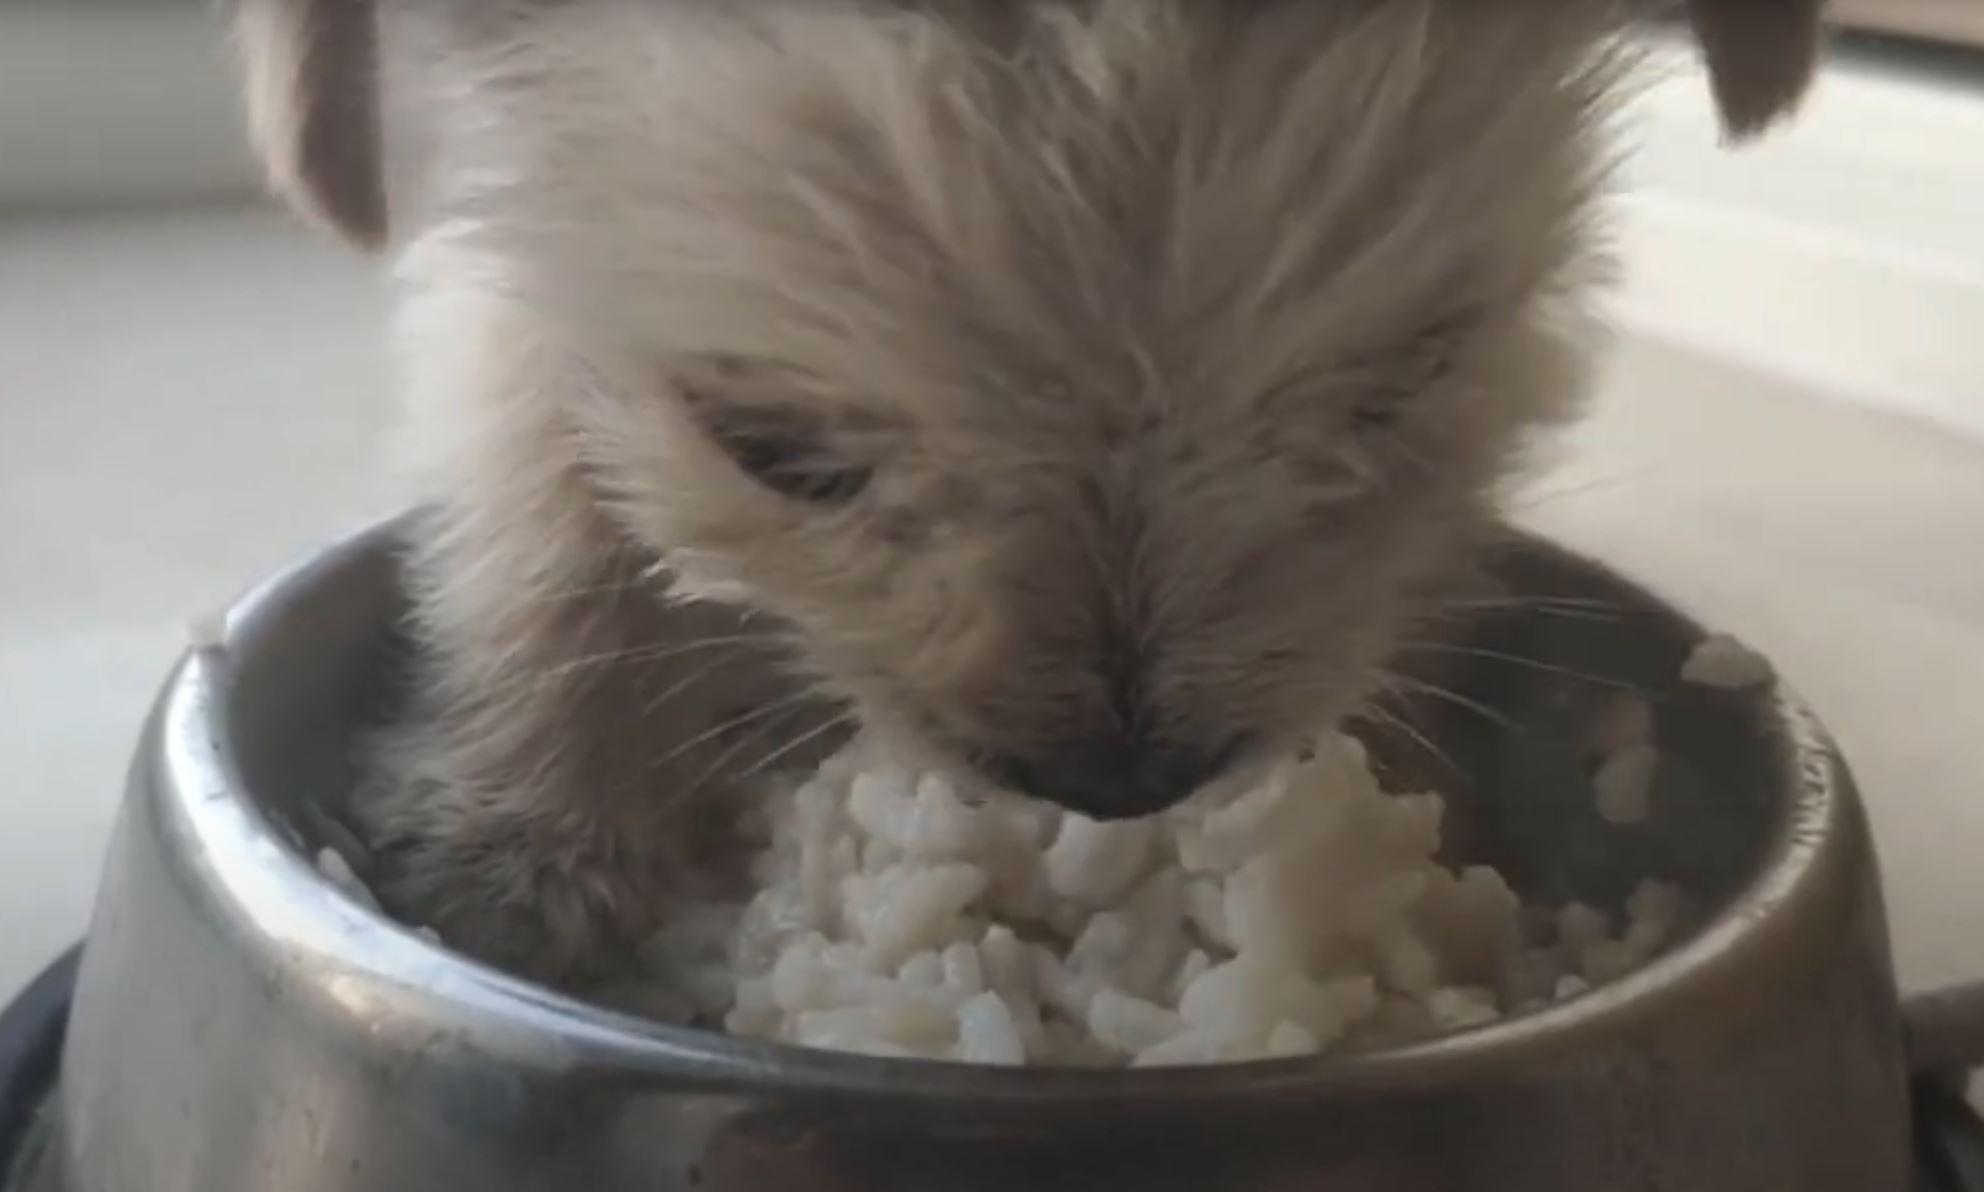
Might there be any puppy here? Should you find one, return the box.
[230,0,1822,985]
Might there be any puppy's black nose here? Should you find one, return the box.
[983,737,1238,820]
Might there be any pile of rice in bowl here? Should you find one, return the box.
[615,730,1687,1068]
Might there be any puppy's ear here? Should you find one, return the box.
[230,0,388,249]
[1683,0,1826,139]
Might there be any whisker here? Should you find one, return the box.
[1393,641,1637,690]
[1381,673,1514,731]
[740,709,857,780]
[672,703,852,814]
[634,642,801,721]
[1425,601,1629,626]
[1442,592,1629,611]
[676,704,813,804]
[488,575,658,609]
[542,634,766,682]
[648,690,823,774]
[1438,592,1636,614]
[1352,701,1459,777]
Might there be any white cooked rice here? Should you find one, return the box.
[310,633,1779,1067]
[314,846,379,913]
[1681,633,1775,689]
[624,731,1686,1067]
[1592,743,1658,825]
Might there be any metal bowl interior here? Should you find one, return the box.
[173,516,1853,1119]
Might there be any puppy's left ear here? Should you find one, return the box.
[1683,0,1827,139]
[229,0,388,250]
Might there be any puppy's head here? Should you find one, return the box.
[235,0,1824,818]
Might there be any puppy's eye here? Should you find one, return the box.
[675,358,887,506]
[702,407,873,506]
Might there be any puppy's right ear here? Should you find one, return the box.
[229,0,388,250]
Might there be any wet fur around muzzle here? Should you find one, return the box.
[226,0,1827,985]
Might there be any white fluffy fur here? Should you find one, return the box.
[209,0,1841,985]
[335,0,1636,981]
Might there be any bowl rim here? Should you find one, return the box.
[143,514,1865,1118]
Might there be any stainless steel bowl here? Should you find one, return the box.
[43,517,1917,1191]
